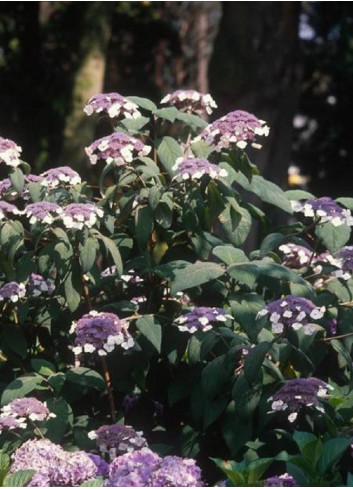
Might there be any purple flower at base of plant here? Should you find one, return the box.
[268,377,333,423]
[10,438,98,487]
[85,132,151,166]
[24,202,63,225]
[172,157,228,181]
[0,201,20,220]
[84,92,141,119]
[0,178,13,198]
[0,415,27,434]
[278,243,312,268]
[60,203,104,230]
[28,273,55,297]
[106,448,160,487]
[88,423,147,460]
[70,310,134,356]
[175,307,233,333]
[1,397,56,422]
[291,197,353,227]
[40,166,81,188]
[106,448,204,487]
[265,473,298,487]
[0,136,22,167]
[160,89,217,115]
[86,453,110,477]
[196,110,269,152]
[257,295,325,335]
[0,281,26,303]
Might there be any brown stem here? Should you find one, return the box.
[322,331,353,342]
[101,356,116,422]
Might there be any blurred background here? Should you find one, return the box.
[0,1,352,197]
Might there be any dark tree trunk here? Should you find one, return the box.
[209,2,302,188]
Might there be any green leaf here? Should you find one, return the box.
[227,263,260,289]
[121,116,150,132]
[65,367,106,392]
[30,359,56,377]
[293,431,318,452]
[0,452,10,470]
[284,189,315,200]
[175,111,208,129]
[136,315,162,353]
[157,136,182,175]
[5,470,36,487]
[170,261,224,295]
[99,235,123,276]
[2,326,27,358]
[153,107,179,122]
[27,182,45,202]
[1,373,44,405]
[315,222,351,253]
[79,237,98,273]
[47,372,66,395]
[203,398,228,430]
[80,477,105,487]
[64,265,82,312]
[45,397,71,443]
[190,139,213,158]
[126,96,157,112]
[317,438,351,475]
[244,342,270,384]
[221,402,253,456]
[155,201,173,229]
[212,246,249,266]
[260,233,284,258]
[232,171,292,214]
[9,167,25,194]
[135,205,154,252]
[232,373,262,419]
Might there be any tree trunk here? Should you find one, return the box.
[209,2,302,188]
[61,3,114,174]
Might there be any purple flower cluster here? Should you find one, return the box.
[196,110,269,152]
[265,474,298,487]
[172,157,228,181]
[24,202,62,225]
[86,453,110,477]
[257,295,325,335]
[0,178,13,198]
[0,201,20,220]
[175,307,233,333]
[0,136,22,167]
[85,132,151,166]
[278,243,312,268]
[70,310,134,356]
[88,423,147,460]
[335,246,353,279]
[160,89,217,115]
[292,197,353,227]
[40,166,81,188]
[28,273,55,297]
[1,397,55,422]
[269,377,333,423]
[60,203,104,230]
[0,281,26,302]
[84,93,141,120]
[106,448,203,487]
[0,415,27,435]
[10,438,98,487]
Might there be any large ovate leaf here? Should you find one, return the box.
[212,245,249,266]
[136,315,162,353]
[1,373,45,405]
[315,221,351,253]
[79,237,98,273]
[65,368,106,392]
[317,438,351,475]
[170,261,224,295]
[5,470,36,487]
[156,136,182,175]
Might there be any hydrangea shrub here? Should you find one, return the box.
[1,89,353,486]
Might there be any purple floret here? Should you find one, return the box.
[161,89,217,115]
[175,306,233,333]
[172,157,228,181]
[84,92,141,119]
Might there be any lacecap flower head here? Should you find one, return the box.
[172,157,228,181]
[85,132,151,166]
[24,202,63,225]
[0,281,26,303]
[161,89,217,115]
[291,196,353,227]
[265,473,299,487]
[268,377,333,423]
[40,166,81,188]
[28,273,55,297]
[196,109,269,151]
[1,397,56,422]
[0,136,22,167]
[278,243,312,268]
[257,295,325,335]
[175,307,233,333]
[0,201,20,221]
[88,423,147,460]
[84,92,141,120]
[60,203,103,230]
[70,310,134,356]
